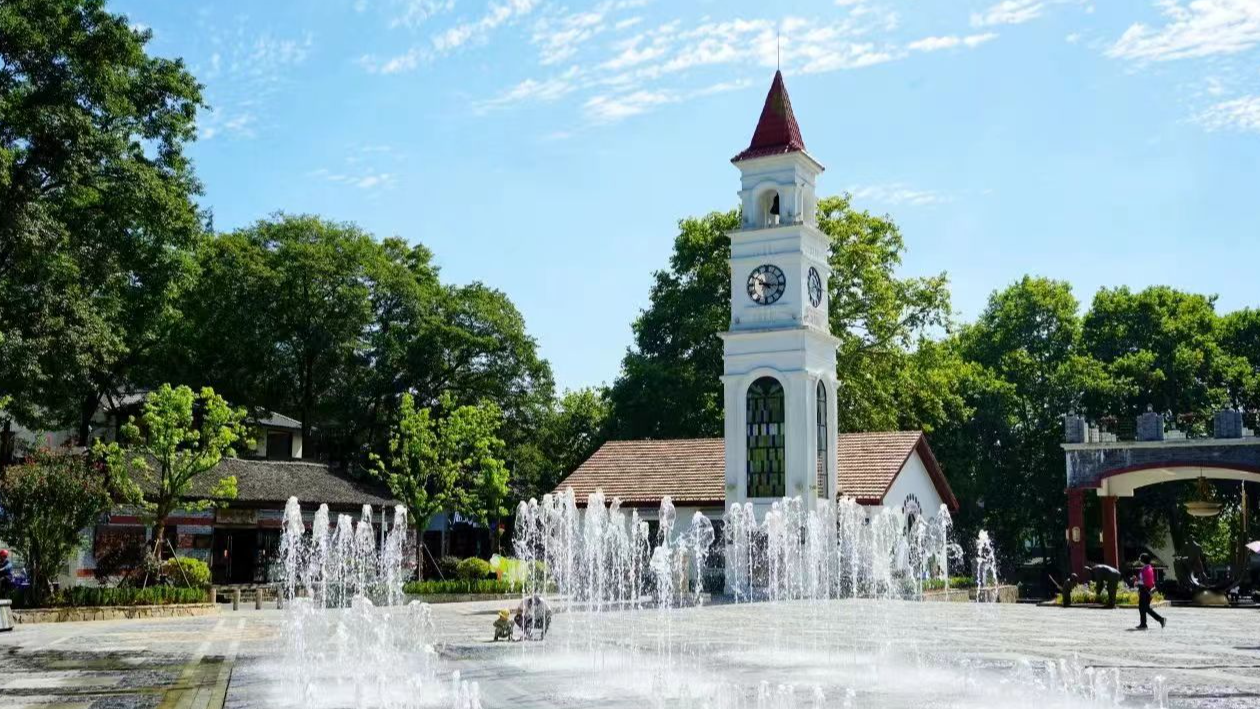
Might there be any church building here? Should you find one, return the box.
[554,71,958,524]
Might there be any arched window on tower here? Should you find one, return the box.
[746,376,785,498]
[816,380,828,498]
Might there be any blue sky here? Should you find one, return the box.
[115,0,1260,391]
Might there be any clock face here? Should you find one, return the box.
[808,267,823,308]
[747,264,786,305]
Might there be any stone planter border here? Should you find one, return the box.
[1035,600,1171,609]
[12,602,219,624]
[923,585,1018,603]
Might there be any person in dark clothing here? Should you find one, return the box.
[1084,564,1122,608]
[1135,553,1166,630]
[513,594,552,640]
[0,550,13,594]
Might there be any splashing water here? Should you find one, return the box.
[274,497,478,708]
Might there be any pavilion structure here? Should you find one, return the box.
[1062,409,1260,578]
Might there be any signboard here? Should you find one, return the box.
[216,508,258,526]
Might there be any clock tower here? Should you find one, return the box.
[721,71,839,515]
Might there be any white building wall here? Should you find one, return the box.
[874,450,945,516]
[254,428,303,459]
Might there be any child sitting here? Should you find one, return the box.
[492,609,513,641]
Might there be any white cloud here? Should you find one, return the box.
[194,28,313,140]
[465,2,989,125]
[476,71,581,112]
[434,0,539,53]
[971,0,1045,27]
[385,0,456,29]
[310,145,402,191]
[364,0,540,72]
[1065,32,1082,43]
[583,89,677,122]
[848,183,953,207]
[908,33,998,52]
[1194,95,1260,131]
[199,110,257,141]
[1108,0,1260,62]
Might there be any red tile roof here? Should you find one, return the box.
[552,431,958,510]
[732,70,807,163]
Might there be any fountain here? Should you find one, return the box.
[264,492,1171,708]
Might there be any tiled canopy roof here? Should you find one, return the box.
[138,458,397,508]
[553,431,958,510]
[732,70,807,163]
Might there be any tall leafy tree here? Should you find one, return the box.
[608,195,955,439]
[0,449,113,604]
[373,393,509,564]
[169,215,378,451]
[512,387,611,500]
[1220,308,1260,412]
[96,384,248,553]
[932,277,1110,571]
[372,393,450,571]
[1081,286,1245,426]
[0,0,204,436]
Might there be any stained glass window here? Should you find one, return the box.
[746,377,785,498]
[816,380,828,498]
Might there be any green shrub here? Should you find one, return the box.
[455,557,493,580]
[403,578,521,595]
[923,576,977,591]
[436,556,461,579]
[162,557,211,588]
[3,585,208,609]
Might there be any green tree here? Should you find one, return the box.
[1218,308,1260,413]
[608,195,954,439]
[0,449,112,604]
[534,387,611,496]
[373,393,510,563]
[933,277,1111,572]
[96,384,248,553]
[372,393,450,571]
[0,0,204,437]
[1081,286,1245,427]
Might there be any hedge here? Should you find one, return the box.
[455,557,493,580]
[923,576,977,591]
[3,585,209,609]
[403,579,521,595]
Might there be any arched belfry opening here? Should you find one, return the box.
[747,376,786,498]
[758,189,781,227]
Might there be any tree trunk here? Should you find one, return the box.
[78,391,99,447]
[301,356,313,453]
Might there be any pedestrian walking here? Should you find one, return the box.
[1135,552,1166,630]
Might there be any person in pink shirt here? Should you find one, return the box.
[1135,553,1166,630]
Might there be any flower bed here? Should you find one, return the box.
[1050,587,1164,607]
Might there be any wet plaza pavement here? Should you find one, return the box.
[0,600,1257,708]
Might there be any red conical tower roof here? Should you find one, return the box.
[732,70,806,163]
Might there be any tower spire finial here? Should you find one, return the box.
[776,30,780,71]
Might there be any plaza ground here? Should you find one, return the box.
[0,600,1257,708]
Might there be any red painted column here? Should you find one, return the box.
[1100,495,1119,569]
[1067,488,1086,578]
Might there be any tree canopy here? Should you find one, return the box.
[0,0,204,436]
